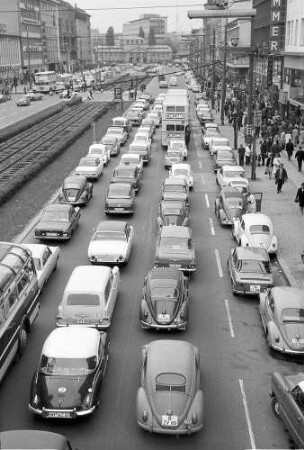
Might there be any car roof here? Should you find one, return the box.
[65,265,112,293]
[122,153,140,160]
[164,177,187,186]
[222,165,244,172]
[23,243,55,259]
[63,175,86,187]
[242,213,272,225]
[161,199,185,208]
[114,164,136,172]
[96,220,127,232]
[148,267,182,281]
[272,286,304,310]
[42,327,100,358]
[102,135,117,142]
[0,430,68,449]
[44,203,71,212]
[161,225,190,238]
[108,181,132,192]
[172,163,190,171]
[235,246,269,261]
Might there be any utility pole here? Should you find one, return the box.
[26,26,32,89]
[211,28,216,109]
[220,22,227,125]
[248,45,256,180]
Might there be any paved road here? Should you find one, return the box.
[0,77,301,449]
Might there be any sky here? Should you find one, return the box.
[73,0,204,33]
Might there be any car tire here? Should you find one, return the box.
[271,397,280,418]
[16,326,28,361]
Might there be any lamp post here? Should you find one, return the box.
[26,26,32,89]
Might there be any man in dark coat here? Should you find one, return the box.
[185,125,191,145]
[260,139,268,166]
[295,147,304,171]
[295,182,304,215]
[285,139,294,161]
[237,144,245,166]
[275,163,288,193]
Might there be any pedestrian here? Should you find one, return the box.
[293,125,299,146]
[272,154,281,179]
[245,144,251,165]
[260,139,268,166]
[238,144,245,166]
[285,131,292,143]
[275,163,288,193]
[265,151,272,178]
[185,125,191,145]
[295,146,304,171]
[286,139,294,161]
[89,88,93,100]
[295,182,304,215]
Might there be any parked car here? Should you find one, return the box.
[216,165,245,189]
[23,243,60,290]
[88,220,134,265]
[74,156,103,180]
[105,182,135,215]
[214,187,254,226]
[136,340,204,434]
[270,371,304,448]
[228,246,273,296]
[232,213,278,254]
[16,96,30,106]
[120,153,143,175]
[212,149,237,172]
[259,286,304,354]
[87,143,110,166]
[208,137,230,154]
[164,149,183,169]
[106,126,128,146]
[201,130,221,150]
[160,178,189,206]
[140,268,189,330]
[157,199,189,229]
[138,124,154,140]
[147,112,161,127]
[56,265,120,328]
[0,430,77,450]
[154,225,196,273]
[25,91,43,101]
[198,111,214,124]
[110,164,141,192]
[29,327,110,418]
[126,109,142,126]
[112,116,132,135]
[58,175,93,206]
[128,142,151,165]
[168,139,187,159]
[133,132,151,150]
[170,163,194,189]
[101,135,120,156]
[159,79,168,88]
[34,204,80,241]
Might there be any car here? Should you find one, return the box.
[56,265,120,328]
[216,165,245,188]
[16,96,30,106]
[141,118,155,132]
[201,130,220,150]
[133,132,151,150]
[58,175,93,206]
[29,327,110,418]
[25,91,43,101]
[126,109,142,126]
[23,243,60,290]
[136,339,204,434]
[209,139,231,155]
[169,76,178,87]
[34,204,80,241]
[260,286,304,354]
[198,111,214,124]
[164,148,183,169]
[138,124,154,140]
[131,106,146,120]
[212,149,237,172]
[159,79,168,88]
[87,143,110,165]
[88,220,134,264]
[147,112,161,127]
[170,163,194,189]
[157,200,189,228]
[128,142,151,165]
[74,156,104,180]
[110,164,141,192]
[0,430,77,450]
[160,177,189,206]
[214,187,255,226]
[105,182,135,215]
[120,153,143,175]
[106,126,128,145]
[190,83,200,93]
[152,104,163,117]
[135,98,149,110]
[140,268,189,330]
[168,139,187,159]
[101,135,120,156]
[112,116,132,135]
[228,246,273,296]
[232,213,278,254]
[196,105,211,116]
[270,371,304,447]
[154,225,196,273]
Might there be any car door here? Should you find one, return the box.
[279,386,304,447]
[105,269,119,323]
[125,225,132,260]
[229,249,237,283]
[260,291,274,332]
[40,246,53,287]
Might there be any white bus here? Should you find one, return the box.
[161,89,189,147]
[34,71,56,93]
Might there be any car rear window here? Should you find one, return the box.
[40,355,97,375]
[156,373,186,392]
[66,294,100,306]
[249,225,270,234]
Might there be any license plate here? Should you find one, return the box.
[250,285,260,292]
[169,264,182,268]
[115,207,125,211]
[46,232,58,237]
[162,415,178,426]
[45,411,73,419]
[76,318,91,324]
[158,314,170,321]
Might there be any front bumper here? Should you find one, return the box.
[138,420,203,435]
[29,404,96,418]
[140,319,186,330]
[105,206,134,215]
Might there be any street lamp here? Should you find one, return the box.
[26,26,32,89]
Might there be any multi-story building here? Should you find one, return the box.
[58,1,77,73]
[123,14,167,45]
[40,0,60,71]
[75,6,91,70]
[0,0,22,82]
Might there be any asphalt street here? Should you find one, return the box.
[0,77,302,450]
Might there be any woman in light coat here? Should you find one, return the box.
[272,154,281,178]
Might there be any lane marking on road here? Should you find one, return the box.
[201,174,205,184]
[239,379,256,450]
[224,299,235,338]
[215,249,223,278]
[205,193,210,208]
[209,218,215,235]
[199,160,202,169]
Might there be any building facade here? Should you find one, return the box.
[122,14,167,45]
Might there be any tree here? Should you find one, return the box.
[138,26,145,38]
[148,26,156,45]
[105,26,115,46]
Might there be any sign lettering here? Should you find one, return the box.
[270,0,286,54]
[165,113,185,119]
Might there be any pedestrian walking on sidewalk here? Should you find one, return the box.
[275,163,288,193]
[245,144,251,165]
[272,154,281,178]
[295,146,304,172]
[238,144,245,166]
[286,139,294,161]
[295,182,304,215]
[260,139,268,166]
[265,152,272,178]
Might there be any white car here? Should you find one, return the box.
[232,213,278,254]
[216,165,245,189]
[120,153,144,173]
[106,126,128,145]
[201,131,220,150]
[147,112,160,127]
[204,122,219,133]
[170,163,194,189]
[152,104,162,116]
[87,143,110,165]
[88,220,134,265]
[23,243,60,290]
[168,139,187,159]
[133,132,151,150]
[75,156,104,180]
[209,138,230,155]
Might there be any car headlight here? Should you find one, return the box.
[142,410,148,422]
[118,255,124,262]
[32,394,40,407]
[62,232,69,237]
[84,389,93,408]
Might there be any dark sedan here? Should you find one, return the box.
[140,267,189,330]
[58,175,93,206]
[34,204,80,241]
[29,327,109,419]
[110,164,141,192]
[212,150,237,172]
[105,182,135,215]
[157,200,189,228]
[214,187,249,226]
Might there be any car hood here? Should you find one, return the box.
[279,322,304,351]
[247,234,271,250]
[161,214,186,226]
[89,240,127,256]
[149,298,180,324]
[36,221,69,232]
[35,373,93,409]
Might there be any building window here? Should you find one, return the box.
[295,19,298,46]
[286,21,290,46]
[291,20,294,45]
[301,19,304,46]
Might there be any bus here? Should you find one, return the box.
[34,71,56,93]
[161,89,189,147]
[0,242,40,381]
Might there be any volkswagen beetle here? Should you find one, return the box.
[214,187,251,226]
[58,175,93,206]
[157,200,189,228]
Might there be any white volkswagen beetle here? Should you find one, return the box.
[232,213,278,254]
[170,163,194,189]
[216,165,246,189]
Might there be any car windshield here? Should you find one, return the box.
[238,259,270,273]
[79,158,99,167]
[167,152,181,158]
[164,208,182,215]
[64,188,80,196]
[282,308,304,324]
[93,230,126,241]
[102,137,114,145]
[40,354,97,375]
[108,186,131,198]
[66,293,100,306]
[33,257,42,271]
[249,224,270,234]
[114,169,134,179]
[155,373,186,393]
[223,170,243,178]
[164,185,186,193]
[151,286,179,299]
[42,210,68,222]
[160,237,189,249]
[225,198,243,209]
[173,169,189,177]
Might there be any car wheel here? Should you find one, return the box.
[271,397,280,418]
[16,326,28,361]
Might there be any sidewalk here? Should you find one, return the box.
[213,110,304,288]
